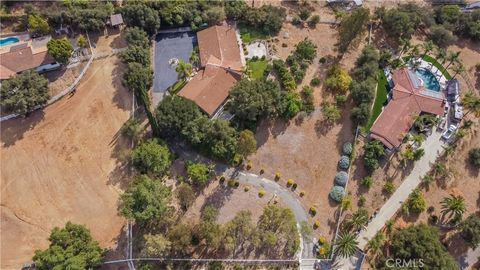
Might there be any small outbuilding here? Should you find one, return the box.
[109,14,124,27]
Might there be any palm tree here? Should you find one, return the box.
[189,47,200,67]
[366,232,385,263]
[175,59,193,80]
[432,161,450,180]
[434,47,447,64]
[410,44,421,58]
[422,173,434,190]
[446,51,461,69]
[462,92,480,118]
[422,41,434,58]
[410,133,425,145]
[441,194,466,221]
[344,208,369,232]
[452,62,465,80]
[399,38,411,57]
[334,232,359,258]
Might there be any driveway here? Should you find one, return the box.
[334,129,446,269]
[153,31,196,105]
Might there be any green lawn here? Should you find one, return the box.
[364,69,389,132]
[423,55,452,80]
[247,59,268,80]
[239,23,268,44]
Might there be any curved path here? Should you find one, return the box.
[173,143,315,260]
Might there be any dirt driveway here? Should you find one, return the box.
[0,56,131,269]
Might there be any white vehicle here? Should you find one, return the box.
[442,124,457,140]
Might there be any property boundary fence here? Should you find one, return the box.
[0,32,94,122]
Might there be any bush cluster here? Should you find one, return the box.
[330,186,345,202]
[335,171,349,186]
[342,142,353,156]
[338,155,350,169]
[350,46,380,126]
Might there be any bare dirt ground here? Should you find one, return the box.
[247,3,369,240]
[0,55,131,269]
[45,62,87,97]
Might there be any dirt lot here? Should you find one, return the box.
[0,55,131,269]
[246,3,370,240]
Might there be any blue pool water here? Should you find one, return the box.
[415,68,440,92]
[0,37,20,47]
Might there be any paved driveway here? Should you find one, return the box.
[153,31,196,93]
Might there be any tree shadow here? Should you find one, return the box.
[199,183,234,215]
[254,118,289,148]
[0,110,45,147]
[111,58,132,112]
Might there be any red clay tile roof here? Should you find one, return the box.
[0,46,55,80]
[179,66,242,116]
[179,22,244,116]
[370,68,445,149]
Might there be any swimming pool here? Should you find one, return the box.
[0,37,20,47]
[415,68,440,92]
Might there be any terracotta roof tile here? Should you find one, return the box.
[179,22,244,116]
[371,68,445,149]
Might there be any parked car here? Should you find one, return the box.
[442,124,457,140]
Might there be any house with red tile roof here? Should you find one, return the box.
[370,68,445,150]
[0,36,60,80]
[178,22,244,117]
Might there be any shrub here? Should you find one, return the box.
[313,220,320,229]
[292,16,301,25]
[329,186,345,202]
[244,185,250,192]
[259,168,265,174]
[358,195,366,207]
[246,162,252,170]
[336,95,347,107]
[383,181,395,195]
[227,179,236,188]
[282,43,288,47]
[275,172,281,180]
[308,15,320,28]
[335,171,349,186]
[319,57,326,64]
[361,176,373,188]
[299,6,311,21]
[342,142,353,156]
[258,190,266,197]
[299,190,305,197]
[338,155,350,169]
[287,179,295,187]
[234,181,240,188]
[219,176,226,184]
[310,207,317,216]
[468,148,480,168]
[310,77,321,86]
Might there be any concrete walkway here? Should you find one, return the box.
[335,129,446,269]
[459,246,480,270]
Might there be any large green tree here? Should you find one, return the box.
[461,214,480,249]
[120,4,160,36]
[384,224,458,269]
[123,62,154,95]
[223,210,255,253]
[121,45,151,67]
[28,14,50,36]
[227,79,287,123]
[33,222,104,270]
[338,8,370,53]
[363,140,385,173]
[182,116,238,162]
[186,162,211,186]
[120,175,173,223]
[155,95,202,138]
[125,27,150,48]
[142,234,171,257]
[0,70,49,116]
[131,139,172,176]
[47,37,74,64]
